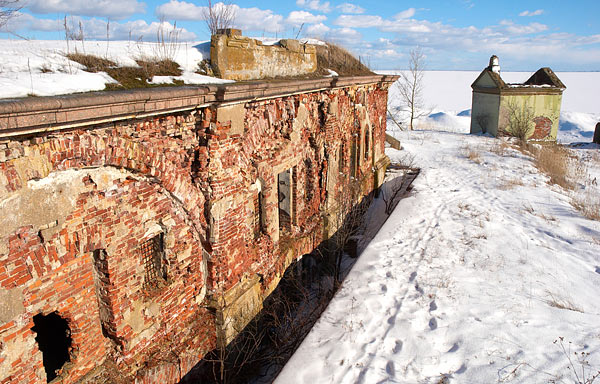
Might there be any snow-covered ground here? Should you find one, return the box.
[0,39,229,98]
[277,73,600,383]
[277,134,600,384]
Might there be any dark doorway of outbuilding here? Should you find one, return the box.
[32,312,72,382]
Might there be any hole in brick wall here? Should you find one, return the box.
[31,312,72,383]
[140,234,165,289]
[364,128,370,160]
[338,143,345,174]
[92,249,116,341]
[253,191,264,238]
[304,158,314,201]
[278,169,292,232]
[350,136,358,178]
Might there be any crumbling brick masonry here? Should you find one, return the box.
[0,75,397,383]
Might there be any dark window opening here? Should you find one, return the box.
[32,312,72,383]
[364,129,370,161]
[278,169,292,232]
[253,192,264,238]
[304,159,314,201]
[140,234,165,288]
[338,143,345,174]
[92,249,116,340]
[350,136,358,179]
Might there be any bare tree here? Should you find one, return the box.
[0,0,21,28]
[327,180,372,284]
[502,99,534,142]
[203,0,236,35]
[398,47,427,130]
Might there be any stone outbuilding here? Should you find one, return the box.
[470,55,566,140]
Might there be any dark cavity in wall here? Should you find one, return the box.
[32,312,72,382]
[278,168,292,232]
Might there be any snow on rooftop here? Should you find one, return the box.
[0,37,330,99]
[0,39,231,98]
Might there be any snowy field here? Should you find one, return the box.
[277,75,600,382]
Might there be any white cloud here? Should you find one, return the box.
[335,15,383,28]
[286,11,326,27]
[25,0,145,19]
[499,20,548,34]
[305,22,330,36]
[324,27,361,45]
[395,8,416,19]
[155,0,205,19]
[519,9,544,17]
[296,0,331,13]
[337,3,365,14]
[335,14,431,33]
[328,9,599,69]
[0,12,62,33]
[1,13,196,41]
[156,1,285,34]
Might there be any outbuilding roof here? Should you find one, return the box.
[471,57,565,93]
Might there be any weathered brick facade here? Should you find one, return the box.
[0,75,397,383]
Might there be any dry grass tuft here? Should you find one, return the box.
[498,177,525,190]
[530,143,574,190]
[490,140,511,157]
[461,144,482,164]
[39,64,53,73]
[545,291,584,313]
[66,53,183,90]
[572,192,600,221]
[66,53,116,72]
[315,42,373,76]
[522,203,535,214]
[511,141,599,221]
[135,58,182,77]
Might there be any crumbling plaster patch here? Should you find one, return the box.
[0,287,24,324]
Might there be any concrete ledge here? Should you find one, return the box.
[0,75,399,138]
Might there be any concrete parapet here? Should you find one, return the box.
[210,34,318,80]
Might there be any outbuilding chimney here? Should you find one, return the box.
[489,55,501,74]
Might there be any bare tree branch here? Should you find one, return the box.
[398,47,428,131]
[502,99,535,142]
[203,0,236,35]
[0,0,21,28]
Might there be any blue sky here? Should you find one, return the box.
[2,0,599,70]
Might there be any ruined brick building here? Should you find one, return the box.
[0,74,397,383]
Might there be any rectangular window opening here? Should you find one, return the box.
[364,129,370,161]
[350,135,358,179]
[254,192,264,238]
[278,169,292,233]
[140,234,165,289]
[338,143,345,174]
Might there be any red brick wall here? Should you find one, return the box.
[204,84,389,294]
[0,114,215,383]
[0,80,392,383]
